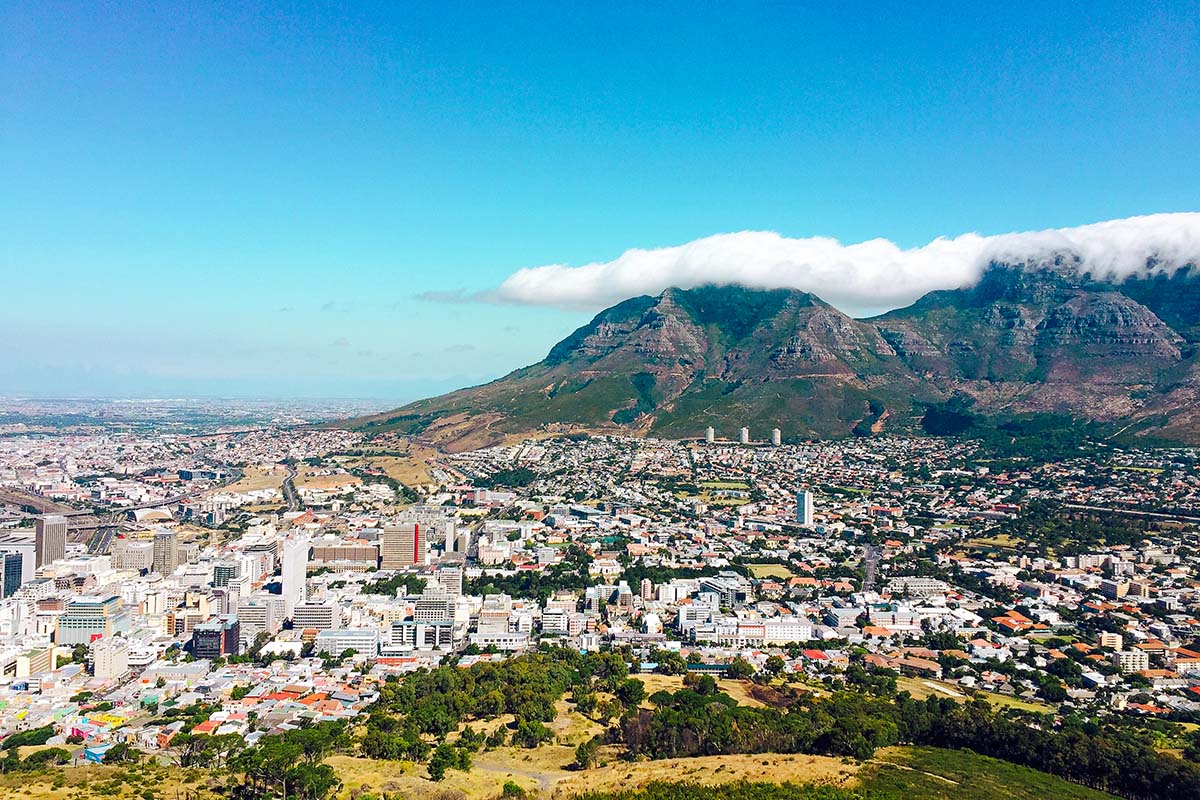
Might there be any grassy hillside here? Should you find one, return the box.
[859,746,1120,800]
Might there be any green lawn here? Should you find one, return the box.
[745,563,796,579]
[861,746,1119,800]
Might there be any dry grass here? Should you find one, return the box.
[0,762,221,800]
[341,449,437,488]
[296,467,362,491]
[895,676,1052,715]
[553,751,858,798]
[216,464,285,494]
[635,673,769,708]
[328,748,858,800]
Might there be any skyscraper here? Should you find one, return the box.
[281,537,310,617]
[35,515,68,567]
[771,428,782,446]
[381,523,426,569]
[796,491,815,528]
[705,426,715,444]
[0,533,35,589]
[1,553,23,598]
[739,427,750,444]
[152,530,179,575]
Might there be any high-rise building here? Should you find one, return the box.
[1111,650,1149,674]
[0,533,35,590]
[111,538,154,571]
[414,589,455,624]
[739,426,750,444]
[705,426,715,444]
[1,553,23,598]
[191,615,240,659]
[436,566,463,596]
[213,561,240,587]
[455,528,472,555]
[381,523,426,569]
[281,537,310,617]
[90,637,130,679]
[152,530,179,575]
[771,428,782,446]
[294,602,340,631]
[237,596,281,641]
[55,594,129,645]
[35,515,68,567]
[796,491,815,528]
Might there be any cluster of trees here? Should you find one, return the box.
[0,724,74,774]
[1012,501,1156,554]
[360,648,647,778]
[228,721,346,800]
[466,544,594,602]
[361,574,426,596]
[619,683,1200,799]
[0,747,72,774]
[475,466,538,488]
[170,731,246,768]
[920,404,1105,463]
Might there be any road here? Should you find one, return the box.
[1063,503,1200,524]
[281,463,300,511]
[862,543,881,592]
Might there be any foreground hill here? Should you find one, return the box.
[348,266,1200,450]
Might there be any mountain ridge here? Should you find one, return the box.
[348,265,1200,451]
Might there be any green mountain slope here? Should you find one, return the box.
[347,268,1200,451]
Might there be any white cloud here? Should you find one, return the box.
[481,213,1200,317]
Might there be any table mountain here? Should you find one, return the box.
[349,266,1200,450]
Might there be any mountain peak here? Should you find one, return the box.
[349,276,1200,451]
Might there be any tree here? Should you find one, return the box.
[615,679,647,709]
[428,743,457,781]
[574,736,602,770]
[726,658,756,680]
[514,720,552,748]
[103,742,138,764]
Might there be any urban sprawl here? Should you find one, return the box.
[1,424,1199,772]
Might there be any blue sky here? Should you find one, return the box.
[3,2,1198,400]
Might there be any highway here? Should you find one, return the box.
[281,463,300,512]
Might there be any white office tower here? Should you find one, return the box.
[739,426,750,444]
[112,538,154,571]
[796,491,815,528]
[281,537,310,617]
[771,428,782,446]
[294,601,340,631]
[91,637,130,679]
[705,426,715,444]
[436,566,463,596]
[237,595,281,641]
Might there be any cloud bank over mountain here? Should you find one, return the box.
[476,213,1200,317]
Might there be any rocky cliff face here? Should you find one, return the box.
[350,266,1200,451]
